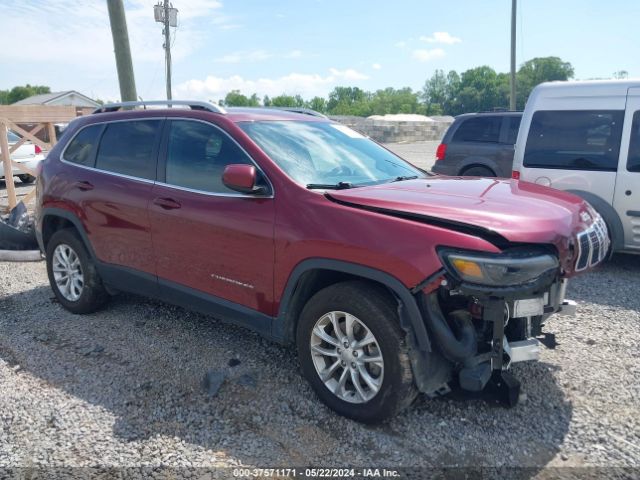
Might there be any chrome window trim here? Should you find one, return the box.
[59,116,275,199]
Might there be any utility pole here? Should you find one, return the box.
[510,0,517,111]
[154,1,178,101]
[107,0,137,102]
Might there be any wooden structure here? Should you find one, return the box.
[0,105,93,212]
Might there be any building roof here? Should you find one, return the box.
[13,90,100,107]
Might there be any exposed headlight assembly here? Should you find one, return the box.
[439,248,559,287]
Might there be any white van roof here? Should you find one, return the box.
[532,79,640,99]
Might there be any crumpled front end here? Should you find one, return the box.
[410,213,609,404]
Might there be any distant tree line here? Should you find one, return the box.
[0,84,51,105]
[222,56,578,116]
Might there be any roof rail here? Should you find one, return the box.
[93,100,227,114]
[272,107,327,118]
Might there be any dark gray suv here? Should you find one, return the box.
[432,111,522,177]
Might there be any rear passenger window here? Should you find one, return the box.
[505,116,521,144]
[64,124,102,167]
[452,116,502,143]
[524,110,624,171]
[95,120,161,180]
[165,120,253,194]
[627,111,640,172]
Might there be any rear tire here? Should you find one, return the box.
[296,281,417,423]
[18,174,36,184]
[46,229,109,314]
[461,166,495,177]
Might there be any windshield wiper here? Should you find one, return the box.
[390,175,419,182]
[307,181,354,190]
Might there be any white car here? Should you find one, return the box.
[512,80,640,255]
[0,130,46,184]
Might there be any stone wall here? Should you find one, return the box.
[330,115,453,143]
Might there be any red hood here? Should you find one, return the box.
[327,177,593,245]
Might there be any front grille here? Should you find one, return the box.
[575,215,610,271]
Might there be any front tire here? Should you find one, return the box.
[46,229,109,314]
[296,281,417,423]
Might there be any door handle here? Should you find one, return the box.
[73,180,94,191]
[153,197,181,210]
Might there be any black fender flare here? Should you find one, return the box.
[565,190,625,252]
[275,258,431,353]
[39,207,97,258]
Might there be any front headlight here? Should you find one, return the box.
[439,248,559,287]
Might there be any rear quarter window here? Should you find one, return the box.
[627,110,640,172]
[452,116,502,143]
[63,124,103,167]
[523,110,624,171]
[95,120,162,180]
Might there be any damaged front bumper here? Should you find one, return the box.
[409,276,575,405]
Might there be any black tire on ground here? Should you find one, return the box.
[296,280,417,423]
[461,166,496,177]
[46,228,109,314]
[18,174,36,184]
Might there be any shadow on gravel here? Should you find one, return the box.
[0,284,571,471]
[568,253,640,310]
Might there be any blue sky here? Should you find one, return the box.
[1,0,638,102]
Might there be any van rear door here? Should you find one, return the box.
[612,88,640,251]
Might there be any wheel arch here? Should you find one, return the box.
[459,159,498,176]
[41,208,96,258]
[565,190,625,252]
[274,259,431,353]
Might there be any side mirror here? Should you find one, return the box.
[222,164,267,195]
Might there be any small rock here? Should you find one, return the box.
[561,453,569,461]
[202,370,226,397]
[228,358,241,367]
[35,333,50,343]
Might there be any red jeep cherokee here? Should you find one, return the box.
[35,101,608,422]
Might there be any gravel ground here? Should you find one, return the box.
[0,253,638,477]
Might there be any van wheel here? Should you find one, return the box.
[461,166,495,177]
[46,229,109,314]
[296,281,417,423]
[18,174,36,184]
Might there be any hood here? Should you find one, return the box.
[327,177,592,246]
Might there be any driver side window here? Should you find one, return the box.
[165,120,252,194]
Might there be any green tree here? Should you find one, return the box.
[307,96,327,113]
[369,87,423,115]
[270,94,306,107]
[222,90,260,107]
[421,70,460,115]
[326,86,371,116]
[449,66,506,114]
[516,56,574,108]
[0,84,51,104]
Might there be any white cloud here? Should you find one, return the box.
[0,0,234,98]
[394,41,407,48]
[329,68,369,81]
[285,50,303,59]
[420,32,461,45]
[176,68,370,100]
[372,63,382,70]
[412,48,446,62]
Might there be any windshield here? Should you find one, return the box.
[239,121,424,187]
[7,131,20,143]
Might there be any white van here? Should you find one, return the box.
[512,80,640,254]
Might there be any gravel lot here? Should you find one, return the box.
[0,253,639,476]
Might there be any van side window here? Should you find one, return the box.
[95,120,162,180]
[165,120,253,194]
[64,124,103,167]
[627,111,640,172]
[523,110,624,171]
[452,116,502,143]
